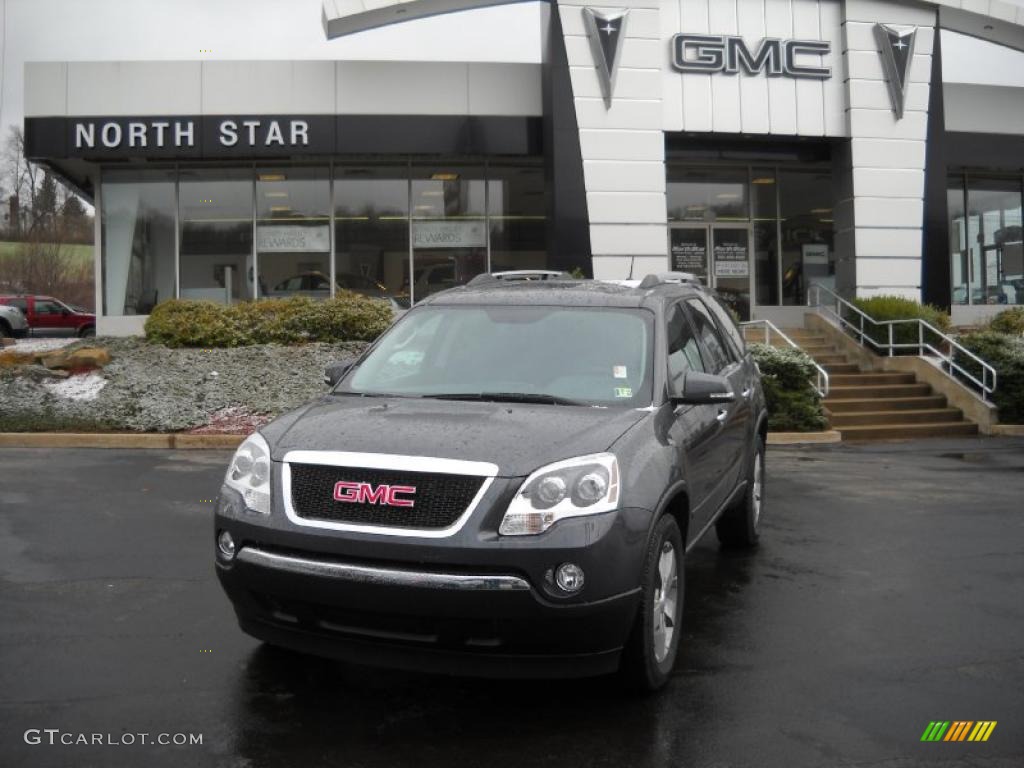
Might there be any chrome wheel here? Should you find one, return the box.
[652,541,679,663]
[752,452,763,527]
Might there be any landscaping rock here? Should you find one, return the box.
[39,347,112,370]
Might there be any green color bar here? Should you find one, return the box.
[921,722,938,741]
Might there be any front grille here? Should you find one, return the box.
[288,462,485,529]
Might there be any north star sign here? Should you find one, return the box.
[671,34,832,79]
[73,118,312,150]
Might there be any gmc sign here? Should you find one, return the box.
[671,34,831,80]
[333,481,417,508]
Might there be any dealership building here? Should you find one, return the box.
[22,0,1024,333]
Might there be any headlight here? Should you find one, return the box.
[499,453,620,536]
[223,432,272,515]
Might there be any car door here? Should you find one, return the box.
[683,298,751,502]
[31,298,69,334]
[665,302,729,542]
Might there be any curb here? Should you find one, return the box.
[990,424,1024,437]
[0,433,246,450]
[767,430,842,445]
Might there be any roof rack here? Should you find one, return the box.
[466,270,570,286]
[636,272,703,290]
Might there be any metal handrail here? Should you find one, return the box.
[806,283,997,402]
[740,319,830,398]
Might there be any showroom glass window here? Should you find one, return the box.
[411,163,487,301]
[178,168,254,304]
[751,168,779,305]
[962,176,1023,306]
[256,167,330,299]
[949,176,969,305]
[488,159,548,274]
[778,169,834,306]
[334,164,410,307]
[667,167,749,222]
[100,169,176,315]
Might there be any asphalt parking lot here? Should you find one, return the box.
[1,438,1022,767]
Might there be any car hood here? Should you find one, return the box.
[266,396,647,477]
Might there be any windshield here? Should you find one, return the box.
[340,305,654,407]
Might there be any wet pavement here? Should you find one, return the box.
[0,438,1022,767]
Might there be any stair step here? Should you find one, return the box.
[822,362,860,374]
[801,344,838,355]
[837,421,979,440]
[828,408,964,427]
[828,372,917,386]
[826,383,933,399]
[824,395,948,413]
[814,354,851,365]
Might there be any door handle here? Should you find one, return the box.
[741,387,752,400]
[716,408,729,422]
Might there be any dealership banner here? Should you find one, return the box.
[256,225,331,253]
[412,220,486,249]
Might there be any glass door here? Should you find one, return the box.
[711,226,752,320]
[669,226,709,284]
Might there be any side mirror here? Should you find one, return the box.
[671,371,735,406]
[324,359,357,387]
[61,308,70,316]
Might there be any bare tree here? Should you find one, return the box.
[2,127,40,236]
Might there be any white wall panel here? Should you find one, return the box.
[468,64,542,115]
[570,67,663,100]
[843,0,936,26]
[583,160,667,192]
[855,257,923,288]
[794,0,826,135]
[678,0,712,132]
[588,192,668,223]
[336,61,468,115]
[708,0,741,133]
[848,109,929,140]
[67,62,203,116]
[821,0,847,135]
[737,0,771,134]
[565,36,662,68]
[575,98,665,129]
[579,129,665,160]
[849,138,927,169]
[848,79,929,111]
[854,197,924,229]
[661,0,683,130]
[852,168,925,198]
[202,61,335,114]
[24,63,67,117]
[765,0,799,135]
[845,51,931,82]
[589,224,668,254]
[855,227,923,257]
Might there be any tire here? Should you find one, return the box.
[78,326,96,338]
[0,321,9,339]
[716,437,765,549]
[619,514,684,692]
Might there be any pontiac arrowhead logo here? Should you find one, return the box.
[874,24,917,119]
[583,8,629,107]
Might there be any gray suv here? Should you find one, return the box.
[214,272,767,690]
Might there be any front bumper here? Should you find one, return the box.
[214,477,652,678]
[216,545,639,677]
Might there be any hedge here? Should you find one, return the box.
[851,295,952,352]
[987,307,1024,336]
[144,294,393,347]
[749,343,828,432]
[956,331,1024,424]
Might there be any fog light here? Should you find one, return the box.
[555,562,585,593]
[217,530,236,559]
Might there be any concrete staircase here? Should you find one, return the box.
[749,327,978,441]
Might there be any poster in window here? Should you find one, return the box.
[670,228,708,279]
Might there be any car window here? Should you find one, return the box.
[666,304,705,390]
[706,296,746,358]
[35,300,63,315]
[685,298,733,373]
[7,298,28,312]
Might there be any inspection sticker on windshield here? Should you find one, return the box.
[614,387,633,398]
[613,365,628,379]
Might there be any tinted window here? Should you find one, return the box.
[666,304,705,390]
[686,298,733,373]
[706,296,746,358]
[35,300,63,315]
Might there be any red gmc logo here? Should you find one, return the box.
[333,481,416,508]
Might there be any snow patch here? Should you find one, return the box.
[42,372,108,402]
[12,338,77,354]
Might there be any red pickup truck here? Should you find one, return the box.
[0,295,95,337]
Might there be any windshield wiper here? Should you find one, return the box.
[422,392,585,406]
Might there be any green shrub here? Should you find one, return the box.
[987,307,1024,336]
[144,295,393,348]
[851,295,952,352]
[749,343,828,432]
[956,331,1024,424]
